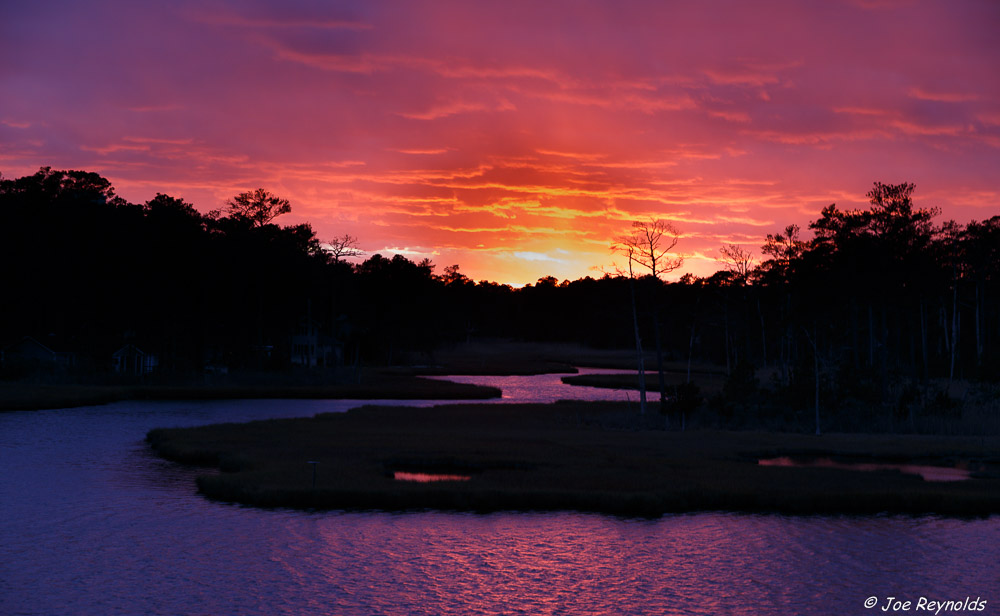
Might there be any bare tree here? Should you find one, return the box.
[609,239,649,414]
[614,219,683,279]
[719,243,754,285]
[717,243,758,373]
[325,234,364,262]
[611,219,684,415]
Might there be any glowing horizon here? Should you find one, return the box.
[2,0,998,285]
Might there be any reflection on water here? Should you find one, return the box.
[758,456,973,482]
[424,367,636,403]
[1,377,998,615]
[394,471,472,482]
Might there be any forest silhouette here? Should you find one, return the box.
[2,167,998,431]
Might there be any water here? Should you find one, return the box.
[394,471,472,482]
[424,367,637,403]
[1,373,998,615]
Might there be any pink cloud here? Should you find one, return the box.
[908,87,980,103]
[1,0,997,285]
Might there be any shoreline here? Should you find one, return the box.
[0,376,501,412]
[0,344,723,411]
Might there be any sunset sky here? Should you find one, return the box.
[2,0,998,285]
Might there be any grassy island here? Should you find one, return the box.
[148,401,1000,517]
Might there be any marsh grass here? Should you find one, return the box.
[561,372,727,395]
[0,384,131,411]
[147,401,1000,516]
[0,374,499,411]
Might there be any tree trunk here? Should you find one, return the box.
[653,312,667,406]
[629,276,647,414]
[850,300,860,370]
[919,302,928,382]
[868,304,875,369]
[975,283,983,368]
[880,306,889,393]
[756,294,768,369]
[804,325,821,436]
[724,302,731,376]
[780,329,790,387]
[941,302,950,360]
[814,336,820,436]
[687,322,696,384]
[950,273,959,382]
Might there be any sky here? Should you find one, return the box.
[2,0,998,285]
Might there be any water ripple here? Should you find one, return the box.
[2,392,999,615]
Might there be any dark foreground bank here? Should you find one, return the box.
[147,401,1000,517]
[0,376,500,412]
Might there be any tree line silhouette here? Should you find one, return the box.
[1,167,997,427]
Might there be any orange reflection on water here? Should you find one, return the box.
[758,457,971,482]
[394,471,472,482]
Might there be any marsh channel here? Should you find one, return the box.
[2,369,997,615]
